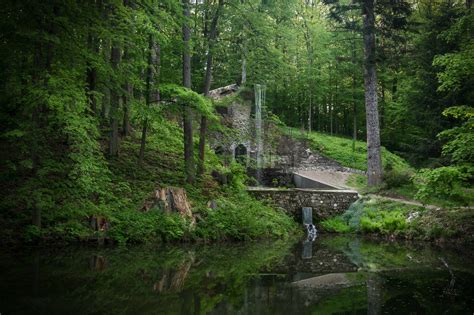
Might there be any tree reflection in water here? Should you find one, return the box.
[0,236,473,314]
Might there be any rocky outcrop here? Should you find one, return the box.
[142,187,195,225]
[208,84,239,100]
[89,215,109,231]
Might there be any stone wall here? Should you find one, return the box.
[248,187,359,223]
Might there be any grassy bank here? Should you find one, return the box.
[283,127,410,172]
[320,197,474,243]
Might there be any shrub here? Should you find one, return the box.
[107,210,188,244]
[412,166,468,202]
[320,216,352,233]
[23,225,43,243]
[194,192,296,241]
[359,211,407,234]
[383,169,413,188]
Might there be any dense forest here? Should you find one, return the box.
[0,0,472,244]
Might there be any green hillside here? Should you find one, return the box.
[283,127,411,172]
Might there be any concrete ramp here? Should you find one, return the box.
[293,170,351,190]
[291,273,363,289]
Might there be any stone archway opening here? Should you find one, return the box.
[235,144,247,165]
[214,145,225,156]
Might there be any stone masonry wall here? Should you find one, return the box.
[248,188,359,223]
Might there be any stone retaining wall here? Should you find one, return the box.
[248,188,359,223]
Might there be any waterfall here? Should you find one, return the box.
[254,84,266,184]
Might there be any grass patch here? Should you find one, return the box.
[283,127,411,172]
[320,216,353,233]
[319,197,474,243]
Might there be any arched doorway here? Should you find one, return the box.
[234,144,247,164]
[214,146,224,156]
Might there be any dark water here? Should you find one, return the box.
[0,236,473,315]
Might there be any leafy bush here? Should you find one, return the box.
[108,210,189,244]
[412,166,468,202]
[360,211,407,234]
[23,225,43,243]
[320,216,352,233]
[194,192,297,241]
[383,169,413,188]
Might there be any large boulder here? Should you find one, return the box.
[142,187,195,225]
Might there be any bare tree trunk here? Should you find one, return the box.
[352,35,357,142]
[241,55,247,85]
[86,33,98,115]
[109,43,121,157]
[197,0,224,177]
[363,0,382,186]
[139,35,160,166]
[122,48,132,137]
[31,43,42,228]
[182,0,195,184]
[308,96,312,133]
[122,82,132,137]
[330,94,333,136]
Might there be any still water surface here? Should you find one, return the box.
[0,236,473,314]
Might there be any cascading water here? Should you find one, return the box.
[254,84,266,185]
[302,207,317,259]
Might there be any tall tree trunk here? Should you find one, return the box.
[197,0,224,177]
[139,35,160,166]
[122,48,132,137]
[241,55,247,85]
[352,35,357,142]
[182,0,195,184]
[122,82,132,137]
[330,93,334,136]
[109,43,121,157]
[86,33,98,115]
[301,10,314,133]
[31,43,42,228]
[308,96,312,133]
[362,0,382,186]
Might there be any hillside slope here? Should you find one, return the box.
[282,127,411,173]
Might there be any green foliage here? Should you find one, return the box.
[195,191,297,241]
[108,210,188,244]
[1,0,472,245]
[433,13,474,93]
[383,169,413,189]
[320,216,353,233]
[412,166,470,203]
[326,198,420,236]
[325,197,473,242]
[359,211,407,234]
[284,127,411,172]
[23,225,43,243]
[438,105,474,165]
[160,84,216,120]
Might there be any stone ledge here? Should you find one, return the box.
[248,186,359,222]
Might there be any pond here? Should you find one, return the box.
[0,236,473,314]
